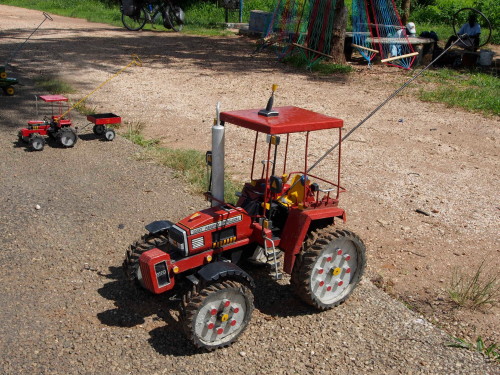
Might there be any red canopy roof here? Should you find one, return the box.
[39,95,68,102]
[220,106,343,134]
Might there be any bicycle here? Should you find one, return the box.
[121,0,184,32]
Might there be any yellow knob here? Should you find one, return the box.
[221,313,229,322]
[272,84,278,92]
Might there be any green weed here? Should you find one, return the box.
[446,336,500,362]
[123,124,241,204]
[33,76,75,94]
[419,69,500,116]
[283,54,353,74]
[447,261,499,309]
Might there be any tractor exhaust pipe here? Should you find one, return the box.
[211,102,225,206]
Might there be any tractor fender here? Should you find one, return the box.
[145,220,173,235]
[197,262,255,289]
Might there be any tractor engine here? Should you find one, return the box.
[138,204,253,295]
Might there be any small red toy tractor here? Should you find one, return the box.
[124,92,366,350]
[18,95,78,151]
[18,95,118,151]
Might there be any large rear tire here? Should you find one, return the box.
[181,280,254,350]
[122,7,147,31]
[163,6,184,32]
[58,127,78,148]
[123,233,168,282]
[291,227,366,310]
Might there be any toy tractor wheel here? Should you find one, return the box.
[3,86,15,96]
[93,125,105,136]
[123,233,168,283]
[104,128,116,141]
[58,128,78,148]
[29,134,45,151]
[18,131,28,143]
[291,227,366,310]
[181,280,254,350]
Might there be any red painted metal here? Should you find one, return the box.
[139,248,174,294]
[87,113,122,125]
[39,94,68,102]
[281,206,346,274]
[220,106,343,134]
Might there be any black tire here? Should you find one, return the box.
[122,7,147,31]
[3,86,15,96]
[93,124,105,136]
[104,128,116,141]
[18,131,28,143]
[29,133,45,151]
[291,226,366,310]
[180,280,254,350]
[123,233,168,282]
[58,127,78,148]
[163,5,184,32]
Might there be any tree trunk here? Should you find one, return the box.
[329,0,347,64]
[401,0,411,26]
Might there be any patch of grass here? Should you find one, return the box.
[72,101,98,116]
[447,261,499,309]
[446,336,500,362]
[283,54,353,74]
[122,121,160,148]
[34,76,75,94]
[419,69,500,116]
[123,123,241,203]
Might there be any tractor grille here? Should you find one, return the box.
[168,225,188,256]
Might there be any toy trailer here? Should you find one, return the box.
[124,102,366,350]
[18,95,76,151]
[86,113,120,141]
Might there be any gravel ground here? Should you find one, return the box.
[0,5,499,374]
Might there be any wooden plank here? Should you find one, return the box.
[351,43,379,54]
[291,43,334,59]
[381,51,419,63]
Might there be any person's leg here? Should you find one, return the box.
[445,35,458,49]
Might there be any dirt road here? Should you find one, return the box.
[0,5,498,374]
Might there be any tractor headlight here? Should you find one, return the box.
[168,225,188,256]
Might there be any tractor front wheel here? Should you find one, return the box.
[29,134,45,151]
[58,128,78,148]
[181,280,254,350]
[123,233,168,283]
[291,227,366,310]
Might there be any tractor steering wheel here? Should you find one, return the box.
[452,8,492,49]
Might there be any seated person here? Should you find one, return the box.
[390,22,416,57]
[445,14,481,51]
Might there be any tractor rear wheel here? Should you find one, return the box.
[58,128,78,148]
[93,124,105,136]
[4,86,15,96]
[291,227,366,310]
[181,280,254,350]
[29,134,45,151]
[123,233,168,282]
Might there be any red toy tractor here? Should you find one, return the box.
[18,95,78,151]
[124,95,366,350]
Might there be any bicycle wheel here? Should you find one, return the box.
[122,7,148,31]
[452,8,492,49]
[163,5,184,32]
